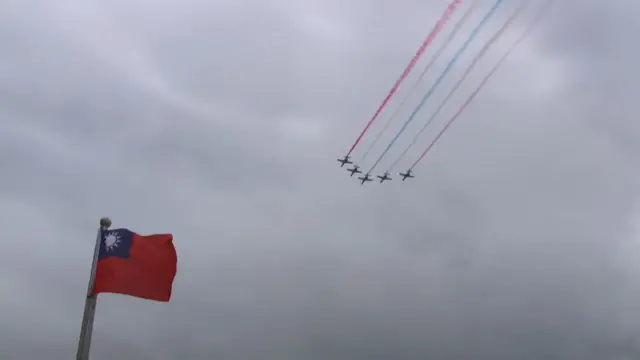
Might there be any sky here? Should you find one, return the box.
[1,0,640,359]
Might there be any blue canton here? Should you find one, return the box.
[98,228,134,260]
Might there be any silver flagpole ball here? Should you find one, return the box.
[100,217,112,229]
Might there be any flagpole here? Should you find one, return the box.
[76,217,111,360]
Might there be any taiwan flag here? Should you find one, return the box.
[92,228,177,302]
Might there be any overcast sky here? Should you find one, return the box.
[2,0,640,359]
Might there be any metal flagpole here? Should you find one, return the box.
[76,217,111,360]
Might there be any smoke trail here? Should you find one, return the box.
[366,0,506,174]
[409,0,555,171]
[344,0,463,157]
[358,2,478,164]
[387,0,530,171]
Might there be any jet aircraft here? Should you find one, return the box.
[399,170,415,181]
[347,165,362,177]
[358,173,373,185]
[337,156,353,167]
[377,172,392,183]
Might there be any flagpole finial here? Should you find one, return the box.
[100,217,112,229]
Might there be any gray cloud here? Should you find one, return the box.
[1,0,640,359]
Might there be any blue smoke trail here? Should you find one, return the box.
[366,0,506,174]
[358,4,477,165]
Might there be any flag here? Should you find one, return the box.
[92,228,177,302]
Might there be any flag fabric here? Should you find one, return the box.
[92,228,177,302]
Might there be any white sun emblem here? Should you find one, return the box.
[104,232,121,252]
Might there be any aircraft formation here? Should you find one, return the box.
[336,0,554,185]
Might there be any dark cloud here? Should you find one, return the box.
[1,0,640,359]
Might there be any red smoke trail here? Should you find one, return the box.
[410,0,554,170]
[345,0,464,157]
